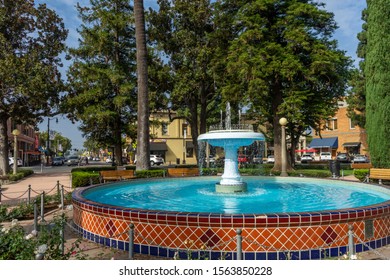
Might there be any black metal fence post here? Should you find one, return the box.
[129,223,134,260]
[236,229,243,260]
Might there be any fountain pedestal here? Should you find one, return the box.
[217,145,247,193]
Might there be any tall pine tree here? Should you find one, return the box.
[65,0,138,165]
[365,0,390,167]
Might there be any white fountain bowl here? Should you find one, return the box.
[198,130,265,147]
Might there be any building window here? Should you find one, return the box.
[182,123,188,137]
[161,123,168,135]
[326,118,338,130]
[349,119,356,129]
[186,147,194,158]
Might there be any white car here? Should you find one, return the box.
[352,154,369,163]
[320,152,332,161]
[134,155,164,166]
[266,155,275,164]
[105,158,113,163]
[9,157,23,167]
[300,154,313,163]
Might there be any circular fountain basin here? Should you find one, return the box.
[72,177,390,260]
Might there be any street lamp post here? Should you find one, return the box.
[12,129,21,175]
[183,122,187,165]
[279,117,288,177]
[46,117,58,165]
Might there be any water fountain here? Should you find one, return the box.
[71,103,390,259]
[198,102,264,193]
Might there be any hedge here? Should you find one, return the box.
[134,170,166,178]
[353,169,369,182]
[71,171,100,188]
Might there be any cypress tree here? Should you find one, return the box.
[365,0,390,167]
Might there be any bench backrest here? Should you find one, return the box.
[351,163,372,169]
[100,170,134,177]
[167,168,199,177]
[369,168,390,179]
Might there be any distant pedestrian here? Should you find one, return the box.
[85,157,89,165]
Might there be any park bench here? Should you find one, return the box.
[167,168,199,177]
[99,170,136,183]
[368,168,390,184]
[351,163,372,169]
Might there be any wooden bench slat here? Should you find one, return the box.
[99,170,135,182]
[351,163,372,169]
[167,168,199,177]
[368,168,390,183]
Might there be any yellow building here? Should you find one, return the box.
[149,111,197,165]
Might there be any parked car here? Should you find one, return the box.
[266,155,275,164]
[9,157,23,167]
[52,157,64,166]
[105,157,113,163]
[352,154,369,163]
[320,152,332,161]
[203,155,216,164]
[134,155,164,166]
[336,153,351,163]
[66,156,79,166]
[238,155,250,164]
[252,155,263,164]
[300,154,314,164]
[150,155,164,166]
[93,157,100,161]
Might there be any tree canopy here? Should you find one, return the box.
[222,0,352,169]
[0,0,67,174]
[365,0,390,167]
[65,0,138,165]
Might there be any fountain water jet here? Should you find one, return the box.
[198,102,265,193]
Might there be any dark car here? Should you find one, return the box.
[336,153,351,163]
[52,157,64,166]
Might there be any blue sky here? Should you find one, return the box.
[36,0,366,149]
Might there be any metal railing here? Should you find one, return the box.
[209,124,253,132]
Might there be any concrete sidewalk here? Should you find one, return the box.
[1,172,71,203]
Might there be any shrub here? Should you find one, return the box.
[135,170,166,178]
[288,169,332,178]
[7,169,34,182]
[0,215,85,260]
[71,171,100,188]
[71,166,116,173]
[353,169,369,182]
[6,203,34,221]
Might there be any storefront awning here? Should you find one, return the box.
[150,142,168,151]
[343,142,360,147]
[309,137,338,148]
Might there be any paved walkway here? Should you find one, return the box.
[1,171,71,203]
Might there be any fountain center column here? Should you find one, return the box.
[216,143,247,193]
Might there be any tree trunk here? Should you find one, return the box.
[114,116,123,166]
[134,0,150,171]
[0,116,10,175]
